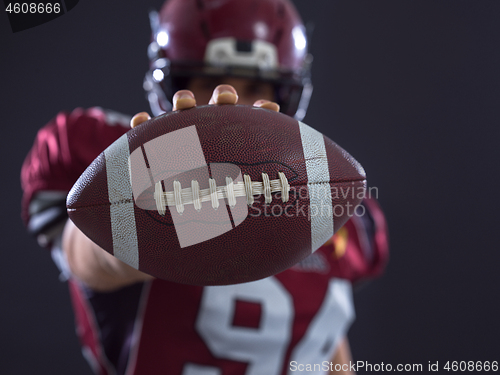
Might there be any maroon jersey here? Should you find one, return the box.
[21,107,388,375]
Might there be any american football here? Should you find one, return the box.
[66,105,366,285]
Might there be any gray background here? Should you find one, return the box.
[1,1,499,373]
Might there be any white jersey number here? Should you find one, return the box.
[183,278,353,375]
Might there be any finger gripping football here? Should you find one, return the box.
[66,105,366,285]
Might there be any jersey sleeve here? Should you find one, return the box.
[21,107,131,247]
[322,197,389,283]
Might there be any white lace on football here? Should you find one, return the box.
[153,172,290,215]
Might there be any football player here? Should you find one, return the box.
[21,0,388,374]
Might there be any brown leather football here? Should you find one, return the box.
[66,105,366,285]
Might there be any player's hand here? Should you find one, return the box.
[130,85,279,128]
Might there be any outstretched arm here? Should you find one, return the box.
[330,337,355,374]
[62,218,153,292]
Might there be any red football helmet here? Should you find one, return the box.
[144,0,313,120]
